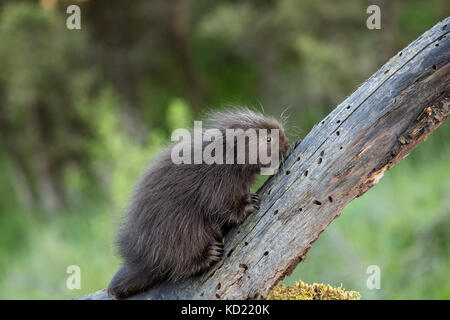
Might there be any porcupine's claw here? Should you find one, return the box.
[207,241,224,262]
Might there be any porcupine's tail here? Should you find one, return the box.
[107,263,162,299]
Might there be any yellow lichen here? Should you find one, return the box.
[266,280,361,300]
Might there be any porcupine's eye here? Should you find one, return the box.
[266,136,272,143]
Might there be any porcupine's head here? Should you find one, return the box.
[205,107,289,172]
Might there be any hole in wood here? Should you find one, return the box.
[320,150,325,156]
[336,131,340,136]
[299,207,303,212]
[432,65,437,70]
[296,156,301,161]
[274,210,279,215]
[435,43,439,47]
[313,200,322,205]
[328,196,333,202]
[384,69,389,74]
[264,251,269,256]
[216,294,220,299]
[286,170,290,175]
[399,52,402,56]
[227,249,234,257]
[216,283,221,290]
[337,120,341,123]
[347,105,351,109]
[239,264,248,271]
[339,146,343,150]
[318,158,322,164]
[321,121,325,125]
[303,170,308,177]
[244,241,248,246]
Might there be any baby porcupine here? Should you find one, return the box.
[108,107,290,299]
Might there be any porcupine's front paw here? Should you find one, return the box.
[225,193,261,227]
[244,193,260,216]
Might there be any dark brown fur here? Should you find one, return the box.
[108,108,289,299]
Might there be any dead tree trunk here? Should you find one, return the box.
[80,17,450,300]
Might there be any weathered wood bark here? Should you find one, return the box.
[80,17,450,300]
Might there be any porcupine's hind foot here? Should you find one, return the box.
[206,241,224,263]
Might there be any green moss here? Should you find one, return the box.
[267,280,361,300]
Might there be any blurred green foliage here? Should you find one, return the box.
[0,0,448,299]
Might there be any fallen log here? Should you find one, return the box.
[80,17,450,300]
